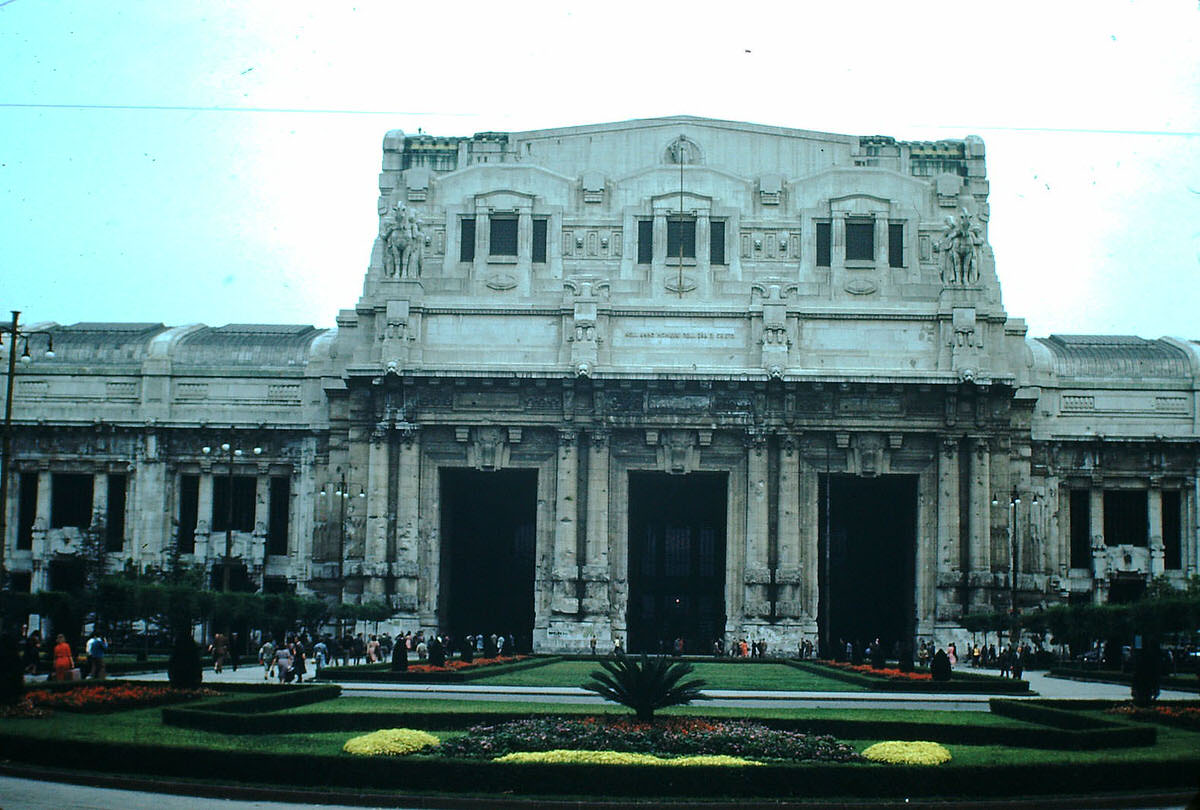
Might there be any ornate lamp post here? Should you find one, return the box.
[201,435,261,591]
[320,472,363,635]
[0,311,54,592]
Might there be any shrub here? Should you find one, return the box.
[0,632,23,706]
[168,633,203,689]
[1130,640,1161,708]
[582,655,707,722]
[493,750,762,767]
[862,741,952,765]
[342,728,439,756]
[930,649,951,681]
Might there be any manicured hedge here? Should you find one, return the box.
[0,731,1195,800]
[1049,667,1200,692]
[788,661,1030,693]
[315,655,556,683]
[161,684,340,731]
[987,699,1155,749]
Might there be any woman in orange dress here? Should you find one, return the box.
[52,634,74,681]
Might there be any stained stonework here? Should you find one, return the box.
[2,117,1197,653]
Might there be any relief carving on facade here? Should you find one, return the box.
[381,202,424,278]
[937,207,982,285]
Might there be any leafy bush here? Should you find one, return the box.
[342,728,439,756]
[0,632,23,706]
[582,655,707,722]
[168,633,203,689]
[437,716,862,762]
[930,649,952,681]
[493,750,762,766]
[862,741,952,765]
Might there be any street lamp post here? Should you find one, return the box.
[201,435,261,592]
[320,472,363,635]
[0,310,54,593]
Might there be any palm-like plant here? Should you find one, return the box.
[582,654,707,722]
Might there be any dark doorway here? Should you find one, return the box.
[208,561,256,592]
[440,468,536,652]
[627,471,727,654]
[1107,576,1146,604]
[818,475,917,659]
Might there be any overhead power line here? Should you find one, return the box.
[0,102,476,116]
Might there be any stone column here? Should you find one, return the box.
[797,457,820,626]
[775,435,801,619]
[696,210,711,282]
[651,210,667,291]
[551,429,579,620]
[517,208,533,294]
[31,471,51,591]
[92,472,107,534]
[196,472,214,562]
[583,430,611,626]
[1148,487,1165,577]
[936,438,961,619]
[472,209,489,279]
[1090,487,1107,603]
[968,438,991,610]
[394,427,421,616]
[744,432,770,620]
[364,432,390,598]
[134,432,167,570]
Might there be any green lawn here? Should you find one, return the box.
[468,660,865,691]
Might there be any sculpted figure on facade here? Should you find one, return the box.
[382,202,424,278]
[938,208,982,285]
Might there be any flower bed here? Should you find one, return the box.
[862,741,952,765]
[24,683,215,713]
[822,661,932,681]
[436,716,862,763]
[406,655,525,674]
[1106,702,1200,732]
[494,750,762,767]
[343,728,440,756]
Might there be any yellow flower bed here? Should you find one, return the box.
[343,728,440,756]
[862,741,951,766]
[493,750,761,767]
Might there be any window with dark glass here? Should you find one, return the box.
[1163,490,1181,569]
[105,473,126,552]
[459,218,475,262]
[888,223,904,267]
[212,475,257,533]
[17,472,37,551]
[1103,490,1147,546]
[179,474,199,555]
[637,220,653,264]
[267,476,290,556]
[51,473,92,529]
[710,220,726,265]
[1069,489,1091,568]
[816,222,831,267]
[489,217,517,256]
[666,218,696,259]
[845,219,874,261]
[532,218,547,263]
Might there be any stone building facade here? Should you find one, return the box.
[2,117,1197,653]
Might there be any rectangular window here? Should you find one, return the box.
[888,223,904,268]
[710,220,726,265]
[1069,489,1091,568]
[105,474,126,552]
[51,473,93,529]
[666,219,696,259]
[1103,490,1148,546]
[637,220,653,264]
[1162,490,1181,569]
[845,219,874,261]
[268,476,290,556]
[489,217,517,256]
[212,475,257,533]
[532,218,547,263]
[816,222,831,267]
[179,474,199,555]
[17,472,37,551]
[459,218,475,262]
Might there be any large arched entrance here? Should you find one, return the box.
[626,471,727,654]
[438,468,537,652]
[818,474,917,658]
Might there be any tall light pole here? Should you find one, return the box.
[320,472,363,634]
[0,311,54,593]
[201,434,261,591]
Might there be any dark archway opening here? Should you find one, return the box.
[818,474,917,659]
[439,468,536,653]
[627,471,727,655]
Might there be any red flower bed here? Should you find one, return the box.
[821,660,932,681]
[1107,703,1200,731]
[406,655,526,674]
[24,684,216,713]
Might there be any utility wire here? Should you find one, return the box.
[0,102,476,116]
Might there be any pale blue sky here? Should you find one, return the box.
[2,1,1197,339]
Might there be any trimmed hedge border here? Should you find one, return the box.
[787,660,1030,694]
[0,731,1195,800]
[161,683,341,731]
[1048,667,1200,693]
[314,655,556,683]
[988,699,1154,749]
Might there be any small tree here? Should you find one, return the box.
[167,632,203,689]
[930,649,952,682]
[582,654,708,723]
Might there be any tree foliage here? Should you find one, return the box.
[582,655,708,722]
